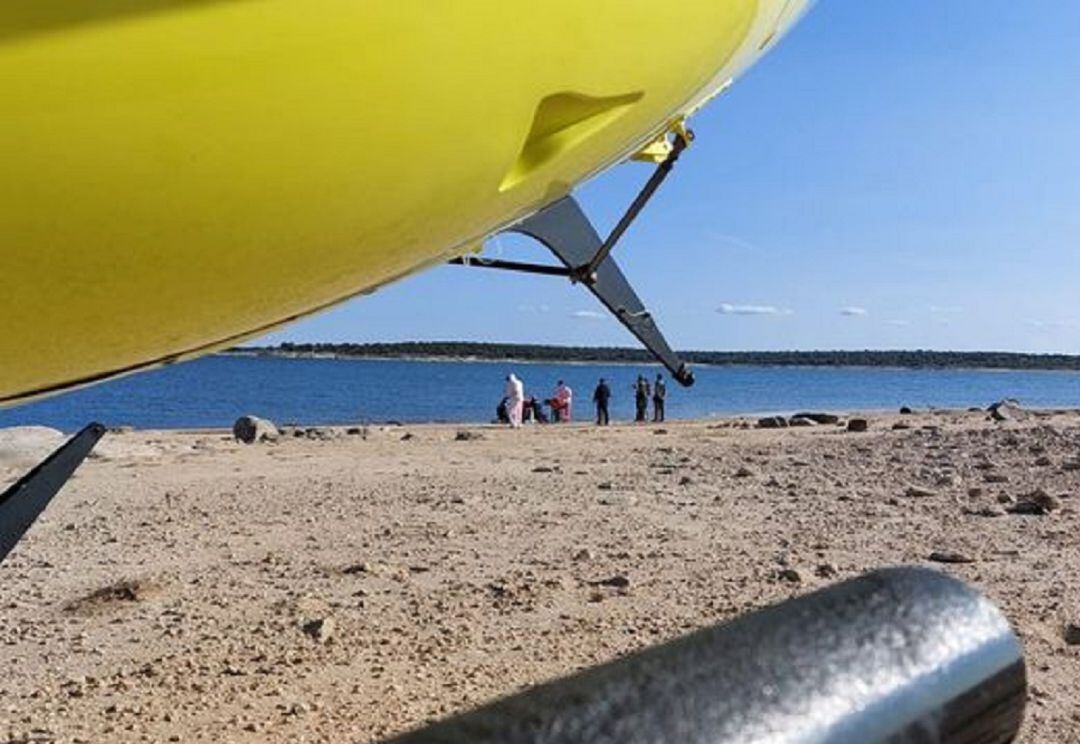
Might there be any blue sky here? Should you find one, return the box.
[263,1,1080,353]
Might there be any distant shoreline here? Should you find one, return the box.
[223,343,1080,373]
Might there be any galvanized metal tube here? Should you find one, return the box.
[383,567,1025,744]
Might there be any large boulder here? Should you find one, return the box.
[847,418,869,433]
[756,416,788,429]
[988,399,1026,422]
[0,426,66,471]
[792,412,840,425]
[232,415,279,444]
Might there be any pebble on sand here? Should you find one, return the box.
[1007,489,1060,516]
[905,486,936,498]
[928,551,975,564]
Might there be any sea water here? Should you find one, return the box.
[1,355,1078,431]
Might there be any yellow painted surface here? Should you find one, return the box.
[0,1,810,403]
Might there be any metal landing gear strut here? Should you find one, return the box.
[450,133,695,387]
[0,423,105,564]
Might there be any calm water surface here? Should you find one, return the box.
[1,355,1078,431]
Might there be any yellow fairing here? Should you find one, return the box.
[1,1,807,403]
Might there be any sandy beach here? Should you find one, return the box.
[1,409,1078,742]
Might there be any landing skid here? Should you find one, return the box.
[451,133,695,387]
[0,423,105,564]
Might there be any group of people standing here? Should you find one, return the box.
[594,374,665,425]
[500,372,666,427]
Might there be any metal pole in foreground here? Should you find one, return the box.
[383,568,1025,744]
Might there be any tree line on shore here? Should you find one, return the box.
[230,342,1080,371]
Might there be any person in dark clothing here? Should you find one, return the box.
[530,397,548,424]
[592,378,611,425]
[496,397,510,424]
[652,373,666,422]
[634,375,650,422]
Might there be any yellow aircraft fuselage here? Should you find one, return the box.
[0,1,811,404]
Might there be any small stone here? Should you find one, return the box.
[400,432,415,441]
[734,466,754,478]
[678,476,693,486]
[1008,489,1059,515]
[532,465,555,473]
[301,617,335,644]
[1064,624,1080,646]
[983,473,1009,484]
[929,551,975,564]
[777,568,802,583]
[904,486,935,498]
[573,548,594,561]
[593,575,630,589]
[815,564,838,579]
[892,422,912,431]
[846,418,869,433]
[899,406,914,415]
[964,505,1005,517]
[1035,456,1052,467]
[597,481,614,490]
[454,431,483,442]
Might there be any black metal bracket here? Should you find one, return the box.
[450,134,695,386]
[574,131,690,284]
[0,423,105,564]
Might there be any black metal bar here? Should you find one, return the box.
[447,257,573,278]
[0,423,105,564]
[382,567,1025,744]
[575,132,690,283]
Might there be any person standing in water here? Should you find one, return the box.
[592,378,611,426]
[504,373,525,428]
[652,373,666,422]
[634,374,650,422]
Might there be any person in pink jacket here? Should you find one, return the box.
[552,380,573,423]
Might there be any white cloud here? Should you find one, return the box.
[705,232,761,253]
[570,310,606,320]
[717,303,793,316]
[1026,319,1077,329]
[840,306,868,317]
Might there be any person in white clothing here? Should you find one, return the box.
[504,373,524,427]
